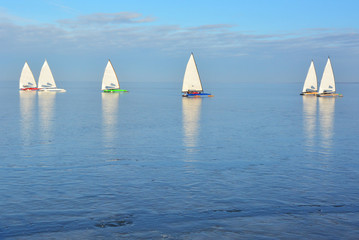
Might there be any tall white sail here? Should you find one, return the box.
[101,60,120,90]
[182,53,203,92]
[302,60,317,93]
[318,58,336,94]
[38,60,57,88]
[19,62,37,89]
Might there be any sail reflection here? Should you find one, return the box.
[318,97,335,153]
[302,96,317,149]
[38,91,56,141]
[102,93,120,147]
[182,97,202,156]
[19,91,37,146]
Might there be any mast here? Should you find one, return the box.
[191,53,204,92]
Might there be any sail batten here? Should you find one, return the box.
[318,58,336,94]
[101,60,120,90]
[19,62,37,89]
[38,60,57,88]
[182,53,203,92]
[302,60,317,93]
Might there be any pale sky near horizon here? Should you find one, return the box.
[1,0,359,85]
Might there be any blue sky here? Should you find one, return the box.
[1,0,359,85]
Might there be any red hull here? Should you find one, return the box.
[20,88,39,91]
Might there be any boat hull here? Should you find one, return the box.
[20,88,39,91]
[39,88,66,92]
[182,92,213,97]
[103,89,128,93]
[300,92,318,96]
[317,93,343,97]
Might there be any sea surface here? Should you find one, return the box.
[0,80,359,239]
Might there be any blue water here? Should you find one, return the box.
[1,81,359,239]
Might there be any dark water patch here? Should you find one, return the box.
[212,209,242,213]
[106,158,128,162]
[0,219,89,239]
[94,214,133,228]
[1,204,358,238]
[0,214,133,239]
[298,204,322,207]
[95,220,131,228]
[333,204,345,208]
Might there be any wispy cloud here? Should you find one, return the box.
[0,8,37,25]
[1,11,359,57]
[188,24,235,31]
[45,0,78,14]
[58,12,155,28]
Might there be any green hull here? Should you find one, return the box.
[103,89,128,92]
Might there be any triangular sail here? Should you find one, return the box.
[38,60,57,88]
[101,60,120,90]
[19,62,37,89]
[182,53,203,92]
[302,60,317,92]
[318,58,336,94]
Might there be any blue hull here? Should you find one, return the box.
[183,93,213,97]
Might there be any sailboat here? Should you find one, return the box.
[38,60,66,92]
[101,60,128,92]
[300,60,317,95]
[317,57,343,97]
[19,62,38,91]
[182,53,213,97]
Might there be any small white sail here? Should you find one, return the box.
[38,60,57,88]
[101,60,120,90]
[182,53,203,92]
[318,58,336,94]
[302,60,317,93]
[19,62,37,89]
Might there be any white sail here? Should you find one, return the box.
[38,60,57,88]
[318,58,336,94]
[101,60,120,90]
[19,62,37,89]
[302,60,317,93]
[182,53,203,92]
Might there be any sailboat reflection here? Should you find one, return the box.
[182,97,202,156]
[102,93,120,147]
[38,91,56,141]
[318,97,335,153]
[19,91,37,146]
[302,96,317,149]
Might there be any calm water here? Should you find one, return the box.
[0,80,359,239]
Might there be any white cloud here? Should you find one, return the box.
[58,12,156,28]
[0,11,359,57]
